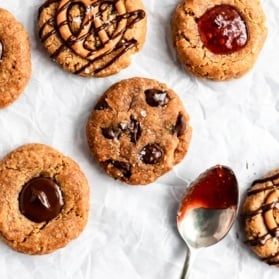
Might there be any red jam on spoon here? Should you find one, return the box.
[197,5,248,54]
[178,165,238,223]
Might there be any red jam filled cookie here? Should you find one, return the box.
[171,0,267,81]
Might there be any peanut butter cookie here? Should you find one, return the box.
[243,170,279,267]
[0,143,89,255]
[86,77,192,185]
[0,8,31,108]
[38,0,147,77]
[171,0,267,81]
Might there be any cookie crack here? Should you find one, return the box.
[181,34,195,48]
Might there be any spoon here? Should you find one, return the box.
[177,165,239,279]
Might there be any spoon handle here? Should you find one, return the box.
[180,246,197,279]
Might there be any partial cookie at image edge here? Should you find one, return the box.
[0,8,32,108]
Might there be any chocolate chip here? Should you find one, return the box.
[144,89,170,107]
[173,112,187,137]
[106,160,132,178]
[95,96,109,110]
[129,116,141,143]
[0,41,3,60]
[139,143,164,164]
[102,126,121,140]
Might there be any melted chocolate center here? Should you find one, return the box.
[19,177,64,223]
[198,5,248,54]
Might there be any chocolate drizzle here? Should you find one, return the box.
[38,0,146,75]
[245,200,279,217]
[251,172,279,187]
[246,227,279,244]
[244,173,279,265]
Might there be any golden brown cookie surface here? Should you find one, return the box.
[86,77,192,185]
[38,0,147,77]
[0,143,89,255]
[243,170,279,267]
[171,0,267,81]
[0,8,31,108]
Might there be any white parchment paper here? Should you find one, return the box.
[0,0,279,278]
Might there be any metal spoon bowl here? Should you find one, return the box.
[177,165,239,279]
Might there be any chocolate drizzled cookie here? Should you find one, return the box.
[37,0,146,77]
[86,77,192,185]
[243,170,279,267]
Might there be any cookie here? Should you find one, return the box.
[171,0,267,81]
[0,8,32,108]
[0,143,89,255]
[86,77,192,185]
[242,170,279,266]
[37,0,147,77]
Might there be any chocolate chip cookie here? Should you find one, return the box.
[0,8,32,108]
[171,0,267,81]
[0,144,89,255]
[242,170,279,266]
[38,0,147,77]
[86,77,192,185]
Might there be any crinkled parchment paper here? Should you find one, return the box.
[0,0,278,278]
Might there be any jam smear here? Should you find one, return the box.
[178,165,238,222]
[19,177,64,223]
[198,5,248,54]
[95,96,109,110]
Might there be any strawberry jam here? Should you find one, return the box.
[178,165,238,222]
[197,5,248,54]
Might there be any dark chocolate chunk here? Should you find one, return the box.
[173,112,187,137]
[102,126,121,140]
[106,160,132,178]
[129,116,141,143]
[0,41,3,61]
[144,89,170,107]
[139,143,164,164]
